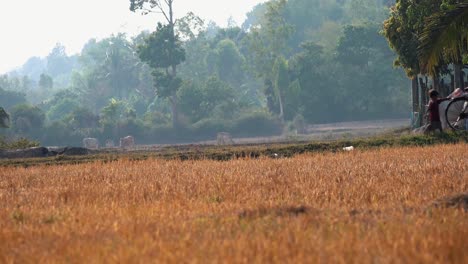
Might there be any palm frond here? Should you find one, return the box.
[418,3,468,75]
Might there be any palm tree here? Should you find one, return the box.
[0,107,10,128]
[418,3,468,82]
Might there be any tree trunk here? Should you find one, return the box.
[411,76,419,113]
[168,1,179,128]
[454,62,463,90]
[461,69,466,89]
[419,76,428,127]
[411,77,421,128]
[170,64,179,128]
[433,73,440,93]
[450,73,455,93]
[419,76,428,108]
[278,93,284,122]
[170,93,178,128]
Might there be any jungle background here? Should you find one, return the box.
[0,0,466,146]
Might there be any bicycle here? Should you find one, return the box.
[445,88,468,131]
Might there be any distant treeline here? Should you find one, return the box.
[0,0,410,146]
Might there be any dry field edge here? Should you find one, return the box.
[1,132,468,168]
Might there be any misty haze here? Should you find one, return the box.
[1,1,468,263]
[0,0,416,147]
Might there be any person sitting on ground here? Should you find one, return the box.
[424,89,450,133]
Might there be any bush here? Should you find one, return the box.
[144,111,170,127]
[150,125,175,142]
[118,119,146,140]
[0,136,39,150]
[293,114,307,134]
[47,98,79,121]
[0,88,27,110]
[150,124,193,144]
[10,104,46,139]
[231,111,283,137]
[191,118,232,139]
[41,121,84,147]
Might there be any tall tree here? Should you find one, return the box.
[419,2,468,89]
[39,73,53,91]
[102,34,140,99]
[272,56,289,120]
[0,87,27,110]
[246,0,294,119]
[213,39,245,87]
[74,35,143,111]
[137,23,185,127]
[288,42,332,122]
[47,43,73,77]
[130,0,184,127]
[10,104,45,138]
[383,0,441,125]
[18,57,46,81]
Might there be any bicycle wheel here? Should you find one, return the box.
[445,97,468,131]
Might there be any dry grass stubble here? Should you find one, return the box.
[0,144,467,263]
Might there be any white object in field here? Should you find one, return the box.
[105,139,115,148]
[343,146,354,151]
[217,132,234,145]
[83,138,99,149]
[120,135,135,149]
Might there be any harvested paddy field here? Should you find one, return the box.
[1,144,467,263]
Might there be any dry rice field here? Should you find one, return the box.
[1,143,467,263]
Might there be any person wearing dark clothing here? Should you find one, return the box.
[424,89,450,133]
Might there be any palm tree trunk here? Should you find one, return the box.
[411,76,419,114]
[433,73,439,91]
[454,62,463,90]
[418,76,428,127]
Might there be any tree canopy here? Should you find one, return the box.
[418,2,468,74]
[1,0,420,145]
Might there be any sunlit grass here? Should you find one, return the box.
[0,144,467,263]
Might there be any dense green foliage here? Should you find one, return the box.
[383,0,468,123]
[418,2,468,75]
[1,0,414,146]
[0,136,39,151]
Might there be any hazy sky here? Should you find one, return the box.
[0,0,265,74]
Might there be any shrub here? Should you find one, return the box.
[191,118,232,139]
[293,114,307,134]
[118,119,146,140]
[231,112,283,137]
[41,121,83,147]
[0,136,39,150]
[10,104,45,139]
[150,124,192,144]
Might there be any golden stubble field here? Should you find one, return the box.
[0,144,467,263]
